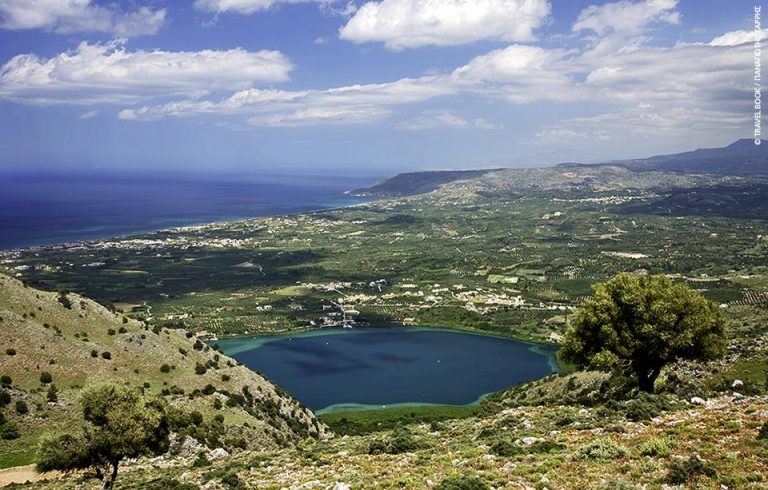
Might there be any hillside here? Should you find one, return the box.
[349,169,499,197]
[595,139,768,175]
[0,274,324,470]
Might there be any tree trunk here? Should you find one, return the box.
[635,364,661,393]
[103,461,119,489]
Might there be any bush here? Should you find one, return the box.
[160,364,171,374]
[574,438,629,460]
[435,474,491,490]
[5,348,16,356]
[0,391,11,407]
[192,452,211,468]
[194,363,207,375]
[57,293,72,309]
[15,400,28,415]
[107,328,116,336]
[90,349,98,357]
[118,327,127,334]
[0,422,19,440]
[40,372,53,384]
[666,456,716,484]
[47,384,59,403]
[368,428,424,454]
[638,436,673,457]
[0,375,11,387]
[624,393,673,421]
[758,422,768,440]
[101,352,112,360]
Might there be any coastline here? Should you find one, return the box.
[0,196,373,253]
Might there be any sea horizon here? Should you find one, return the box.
[0,170,381,250]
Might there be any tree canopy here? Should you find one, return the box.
[36,383,170,489]
[560,273,727,393]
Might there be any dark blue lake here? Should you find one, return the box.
[217,327,558,413]
[0,172,375,249]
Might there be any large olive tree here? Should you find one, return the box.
[36,383,170,489]
[560,273,727,393]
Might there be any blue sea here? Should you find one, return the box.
[0,172,377,249]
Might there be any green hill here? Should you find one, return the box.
[0,274,324,469]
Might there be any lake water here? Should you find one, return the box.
[217,327,558,414]
[0,172,375,249]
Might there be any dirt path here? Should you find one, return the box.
[0,465,60,487]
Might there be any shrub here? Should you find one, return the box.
[107,328,116,336]
[435,474,491,490]
[192,452,211,468]
[118,327,127,334]
[368,428,423,455]
[194,363,207,375]
[221,470,246,489]
[757,422,768,440]
[15,400,28,415]
[638,436,673,457]
[625,393,673,421]
[0,422,19,440]
[101,352,112,360]
[40,372,53,384]
[0,375,11,387]
[666,456,716,484]
[90,349,98,357]
[190,411,204,426]
[46,384,59,403]
[574,438,629,460]
[0,391,11,407]
[160,364,171,373]
[5,348,16,356]
[57,293,72,309]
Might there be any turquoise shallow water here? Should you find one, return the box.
[217,327,558,413]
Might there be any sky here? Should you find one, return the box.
[0,0,761,174]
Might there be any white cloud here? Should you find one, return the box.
[450,44,579,103]
[119,76,455,125]
[396,111,497,130]
[79,110,98,119]
[573,0,679,36]
[194,0,328,14]
[0,41,294,105]
[0,0,166,36]
[709,28,767,47]
[339,0,551,49]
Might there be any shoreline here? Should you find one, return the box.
[0,191,374,253]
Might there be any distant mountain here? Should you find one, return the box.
[349,169,500,197]
[601,139,768,175]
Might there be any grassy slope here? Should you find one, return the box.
[0,274,324,468]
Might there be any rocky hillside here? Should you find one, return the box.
[18,377,767,489]
[0,274,324,469]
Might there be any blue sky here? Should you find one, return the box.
[0,0,760,174]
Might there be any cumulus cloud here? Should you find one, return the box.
[573,0,679,36]
[0,41,294,105]
[0,0,166,36]
[339,0,551,49]
[450,44,579,103]
[396,111,496,130]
